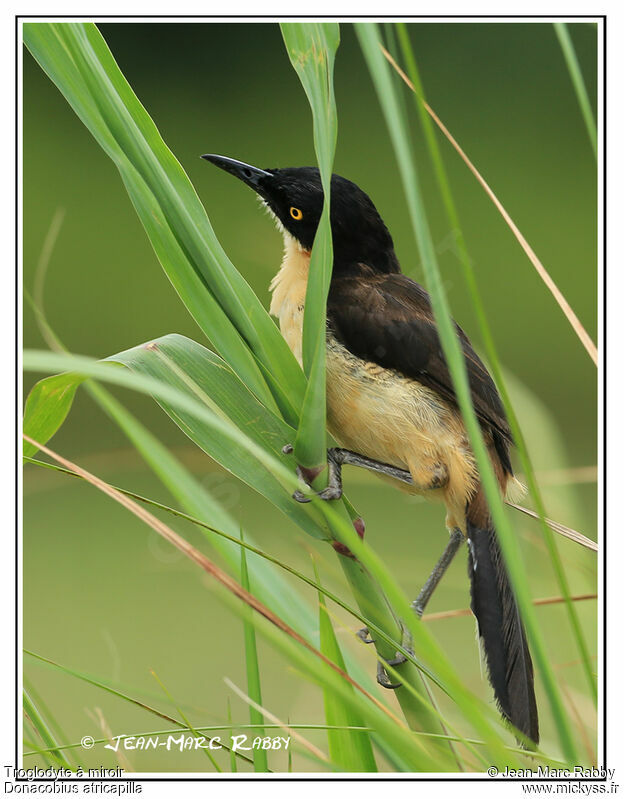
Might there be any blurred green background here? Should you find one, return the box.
[23,22,598,772]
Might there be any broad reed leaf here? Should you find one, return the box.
[106,334,330,540]
[23,22,305,422]
[24,346,330,541]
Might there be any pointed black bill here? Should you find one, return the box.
[200,154,273,194]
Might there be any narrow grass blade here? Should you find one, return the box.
[356,22,580,763]
[28,435,449,770]
[24,678,80,769]
[381,43,597,367]
[25,651,256,768]
[226,701,237,773]
[25,721,566,768]
[423,594,597,623]
[280,23,339,469]
[22,436,405,733]
[316,566,377,772]
[393,25,597,705]
[240,536,269,773]
[151,670,222,771]
[23,690,71,769]
[508,503,598,552]
[553,23,597,159]
[225,678,330,768]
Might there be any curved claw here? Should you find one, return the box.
[293,489,311,503]
[377,661,402,690]
[357,627,375,645]
[318,485,342,501]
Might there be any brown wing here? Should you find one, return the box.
[327,271,513,471]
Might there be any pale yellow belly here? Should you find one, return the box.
[324,334,478,516]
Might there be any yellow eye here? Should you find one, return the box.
[289,207,303,221]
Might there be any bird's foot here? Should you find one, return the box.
[357,627,375,644]
[357,624,414,690]
[282,444,343,503]
[377,656,406,690]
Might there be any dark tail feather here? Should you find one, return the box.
[467,519,539,745]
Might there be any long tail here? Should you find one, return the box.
[466,513,539,745]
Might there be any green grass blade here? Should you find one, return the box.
[23,22,305,422]
[356,22,579,763]
[553,23,597,159]
[395,23,596,707]
[25,651,256,768]
[23,689,71,769]
[226,701,237,773]
[24,679,81,769]
[280,23,339,469]
[214,586,445,772]
[240,535,269,772]
[315,566,377,772]
[150,671,222,772]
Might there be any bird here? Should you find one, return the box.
[201,153,539,745]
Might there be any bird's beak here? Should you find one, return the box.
[200,154,273,195]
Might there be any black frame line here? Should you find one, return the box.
[15,12,606,783]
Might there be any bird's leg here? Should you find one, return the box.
[411,527,465,618]
[284,444,457,688]
[367,529,464,690]
[358,530,464,689]
[283,445,414,503]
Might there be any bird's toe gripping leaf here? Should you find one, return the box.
[282,444,344,503]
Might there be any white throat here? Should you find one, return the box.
[269,232,311,366]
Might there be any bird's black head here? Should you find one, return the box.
[201,154,399,275]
